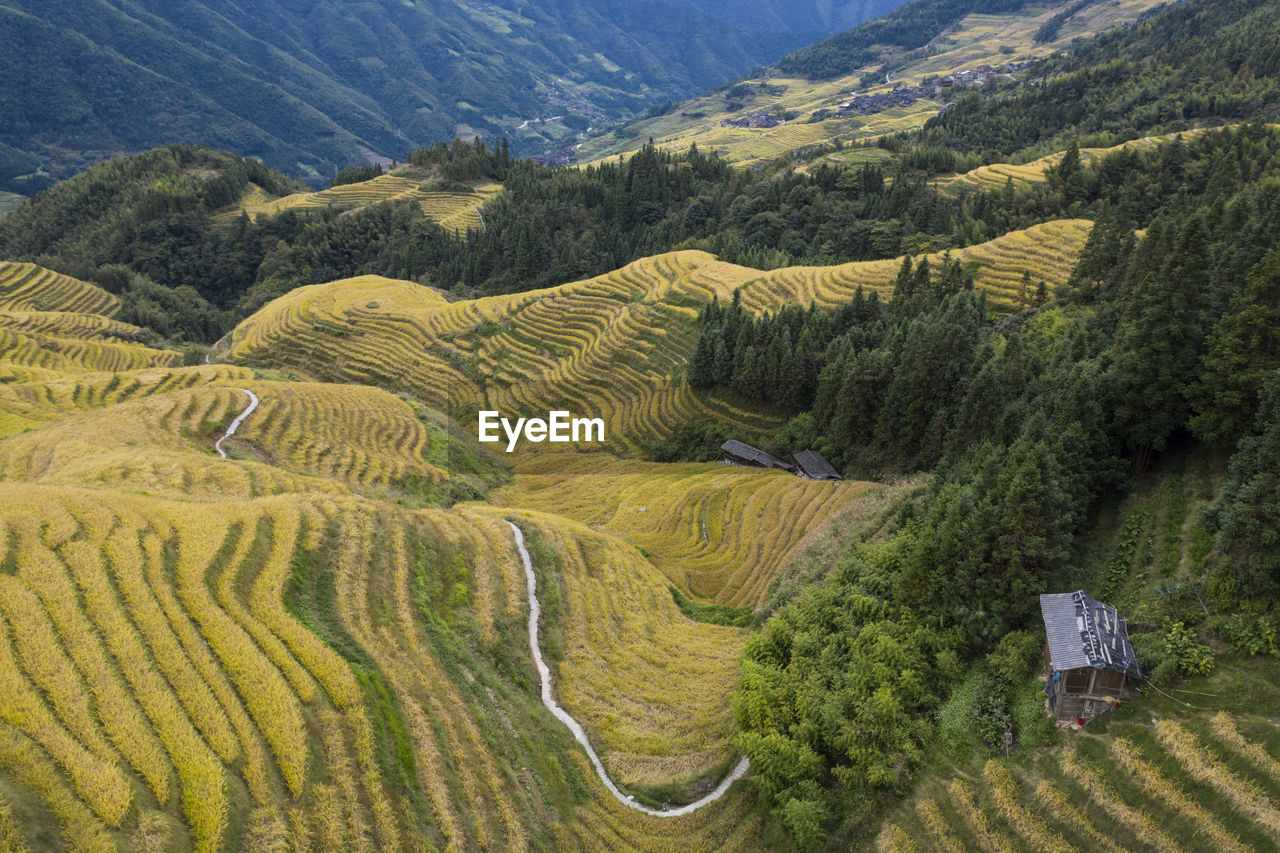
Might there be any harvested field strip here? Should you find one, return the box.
[886,714,1280,851]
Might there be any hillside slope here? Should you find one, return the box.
[0,258,825,849]
[0,0,812,193]
[217,222,1090,453]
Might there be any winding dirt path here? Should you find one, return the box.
[507,520,749,816]
[215,388,259,458]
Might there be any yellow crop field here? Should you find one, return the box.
[473,506,746,792]
[231,174,500,234]
[230,381,449,491]
[0,324,181,376]
[0,309,150,343]
[0,363,254,438]
[737,219,1092,313]
[222,222,1089,454]
[0,262,120,316]
[948,129,1220,191]
[879,712,1280,852]
[0,298,796,848]
[0,207,1090,847]
[498,453,881,607]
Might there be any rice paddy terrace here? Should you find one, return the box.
[228,176,501,235]
[497,453,893,608]
[219,220,1091,455]
[0,265,788,850]
[944,129,1222,191]
[878,709,1280,853]
[0,212,1126,850]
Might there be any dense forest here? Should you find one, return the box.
[694,122,1280,848]
[920,0,1280,159]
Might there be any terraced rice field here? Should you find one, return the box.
[878,712,1280,853]
[0,325,181,375]
[481,507,746,793]
[0,262,120,316]
[947,130,1219,191]
[0,214,1095,849]
[736,219,1092,313]
[231,382,449,491]
[0,267,185,383]
[222,222,1089,453]
[232,175,500,234]
[0,364,253,438]
[0,268,784,848]
[498,453,881,607]
[0,412,767,850]
[0,310,148,343]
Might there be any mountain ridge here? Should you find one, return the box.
[1,0,881,194]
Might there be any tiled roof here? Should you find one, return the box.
[1041,590,1142,678]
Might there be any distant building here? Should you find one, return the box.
[720,440,793,471]
[793,450,842,481]
[720,113,782,129]
[1041,591,1143,724]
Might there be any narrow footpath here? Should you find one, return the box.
[507,520,750,817]
[215,388,259,458]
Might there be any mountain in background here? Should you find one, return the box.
[0,0,911,195]
[666,0,906,35]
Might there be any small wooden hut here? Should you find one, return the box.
[1040,590,1142,724]
[793,450,842,481]
[719,440,793,471]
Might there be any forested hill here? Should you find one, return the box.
[0,0,835,195]
[920,0,1280,158]
[775,0,1033,79]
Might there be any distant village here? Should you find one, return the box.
[721,59,1038,129]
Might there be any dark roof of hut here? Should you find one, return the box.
[1040,591,1142,679]
[794,450,842,480]
[721,439,791,470]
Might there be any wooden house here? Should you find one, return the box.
[793,450,842,481]
[1040,590,1142,724]
[720,440,793,471]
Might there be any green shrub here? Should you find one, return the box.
[1217,613,1279,657]
[937,668,984,760]
[1012,680,1054,747]
[1162,620,1215,676]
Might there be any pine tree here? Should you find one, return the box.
[688,330,716,387]
[1189,247,1280,444]
[1204,369,1280,594]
